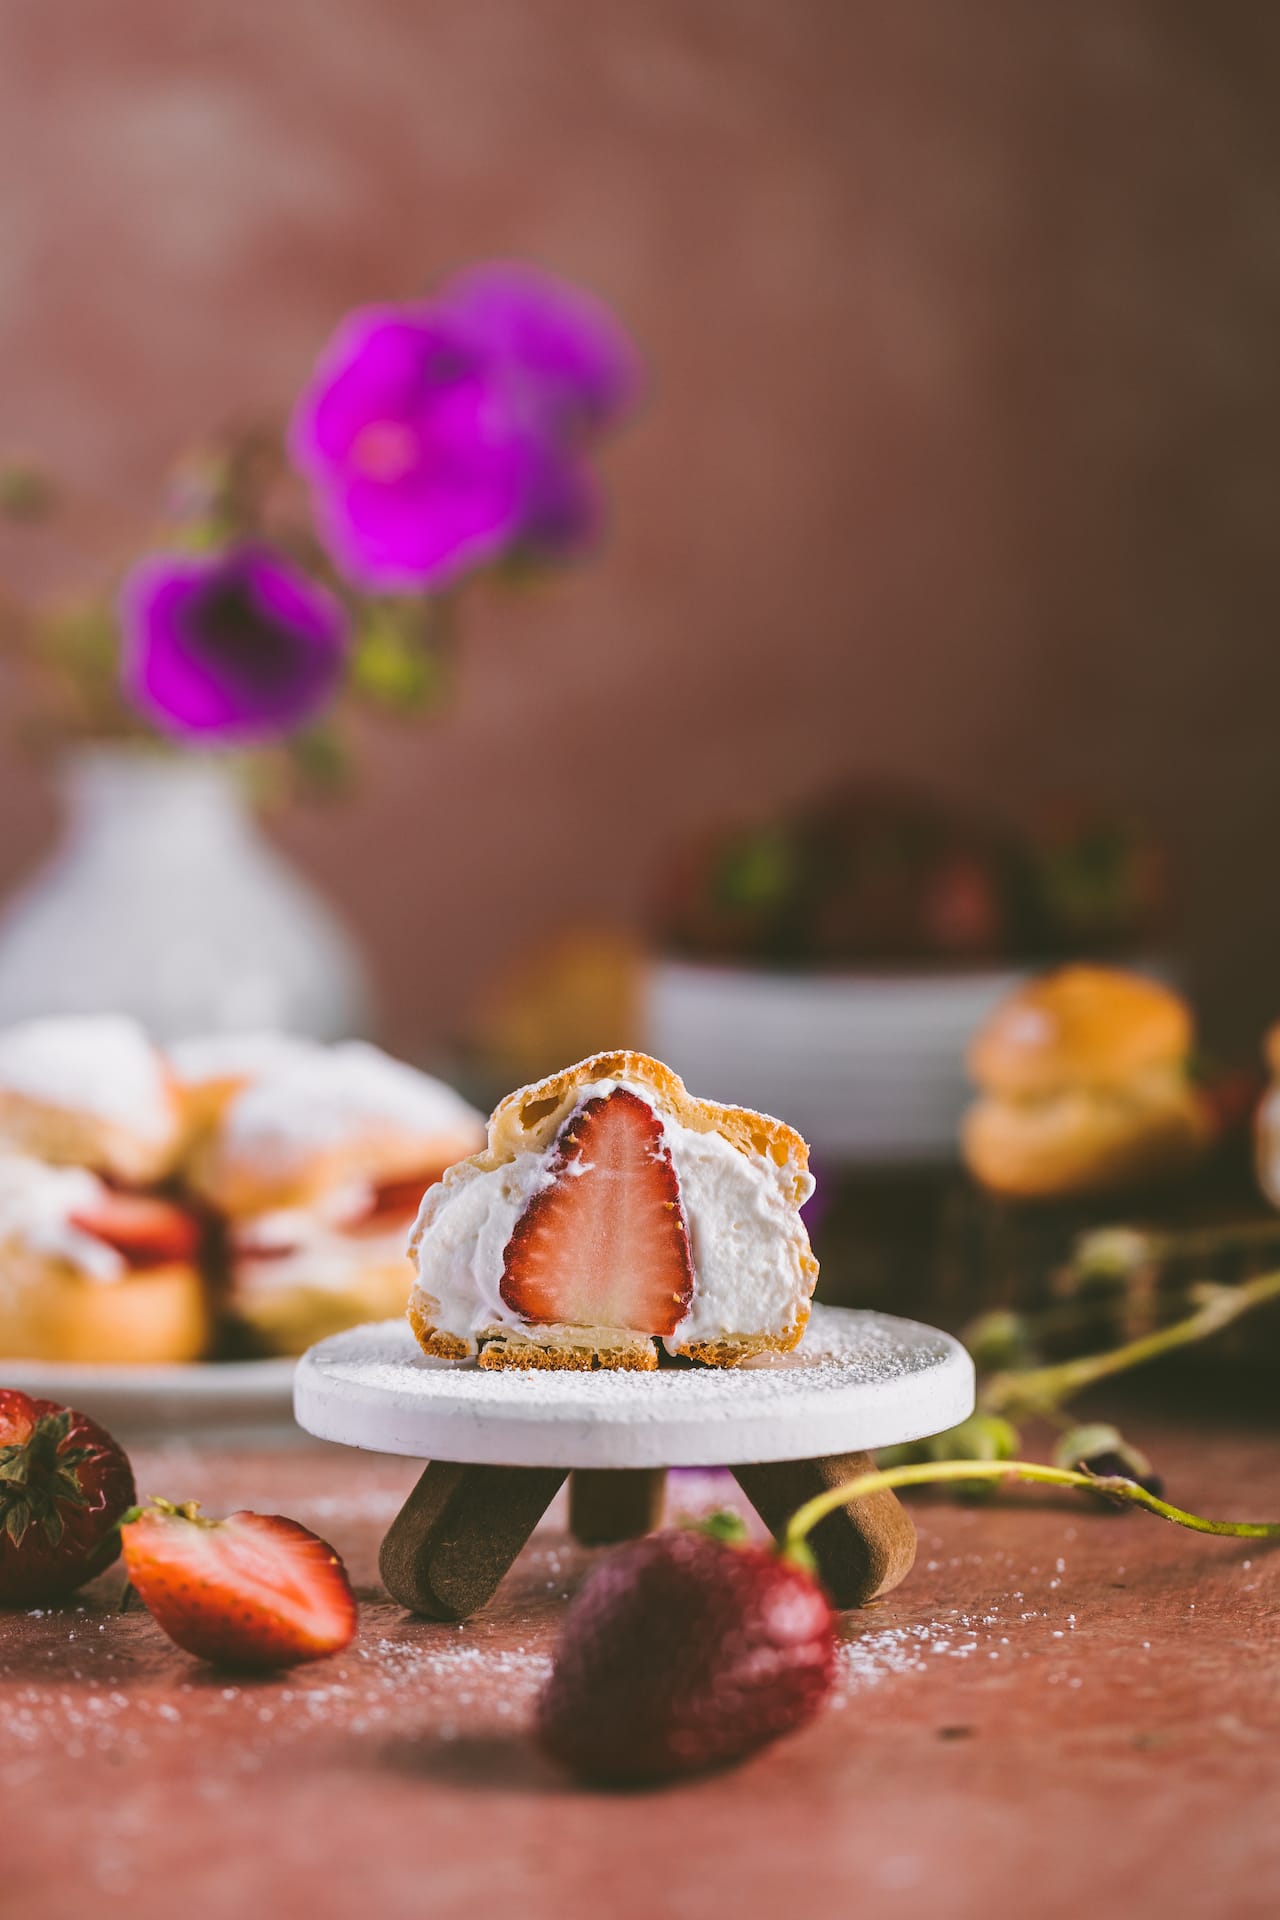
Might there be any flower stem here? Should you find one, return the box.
[783,1458,1280,1556]
[980,1267,1280,1419]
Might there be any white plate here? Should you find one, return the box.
[293,1306,975,1469]
[0,1356,297,1434]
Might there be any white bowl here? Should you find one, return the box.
[645,959,1027,1164]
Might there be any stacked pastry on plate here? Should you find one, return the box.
[0,1018,484,1363]
[185,1038,485,1354]
[952,965,1258,1344]
[961,966,1215,1200]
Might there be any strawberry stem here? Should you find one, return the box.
[689,1509,752,1548]
[979,1268,1280,1421]
[783,1459,1280,1555]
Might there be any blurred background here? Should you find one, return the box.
[4,0,1280,1069]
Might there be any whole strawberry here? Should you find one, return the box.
[536,1525,835,1784]
[121,1499,357,1670]
[0,1389,136,1605]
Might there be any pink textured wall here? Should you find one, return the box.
[2,2,1280,1055]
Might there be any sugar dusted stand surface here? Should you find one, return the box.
[295,1306,974,1467]
[295,1305,974,1618]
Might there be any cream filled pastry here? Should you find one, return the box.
[0,1015,184,1186]
[0,1153,207,1364]
[227,1205,424,1355]
[962,966,1213,1200]
[192,1042,487,1356]
[168,1030,322,1135]
[188,1040,486,1220]
[409,1051,817,1371]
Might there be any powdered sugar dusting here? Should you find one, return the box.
[0,1015,176,1143]
[168,1030,322,1090]
[296,1304,975,1468]
[216,1041,485,1177]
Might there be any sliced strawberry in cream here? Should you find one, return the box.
[363,1169,449,1223]
[500,1089,694,1335]
[69,1193,201,1268]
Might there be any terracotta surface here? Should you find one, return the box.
[1,1397,1276,1919]
[3,4,1280,1053]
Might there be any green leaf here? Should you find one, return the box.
[1052,1423,1123,1470]
[350,600,450,714]
[690,1509,752,1548]
[717,829,794,911]
[961,1309,1037,1373]
[288,726,351,796]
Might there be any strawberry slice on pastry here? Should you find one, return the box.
[500,1089,694,1336]
[70,1193,202,1268]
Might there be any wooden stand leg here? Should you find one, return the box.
[379,1461,567,1620]
[569,1469,666,1546]
[733,1450,917,1609]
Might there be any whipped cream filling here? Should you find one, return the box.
[233,1206,414,1295]
[412,1078,815,1354]
[0,1154,125,1283]
[0,1016,176,1144]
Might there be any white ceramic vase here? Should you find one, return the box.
[0,748,374,1043]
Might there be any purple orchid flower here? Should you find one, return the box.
[120,544,350,743]
[289,264,640,591]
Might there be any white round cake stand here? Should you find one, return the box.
[295,1305,974,1621]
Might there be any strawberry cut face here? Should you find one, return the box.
[500,1088,694,1337]
[120,1502,357,1671]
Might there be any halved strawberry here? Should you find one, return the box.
[70,1193,201,1268]
[500,1088,694,1335]
[120,1499,357,1670]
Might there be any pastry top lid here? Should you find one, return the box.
[208,1041,485,1187]
[168,1030,322,1091]
[0,1015,179,1144]
[482,1049,813,1206]
[968,967,1193,1098]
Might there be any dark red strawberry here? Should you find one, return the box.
[70,1192,201,1268]
[501,1089,694,1335]
[120,1500,357,1670]
[0,1390,136,1605]
[536,1525,835,1784]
